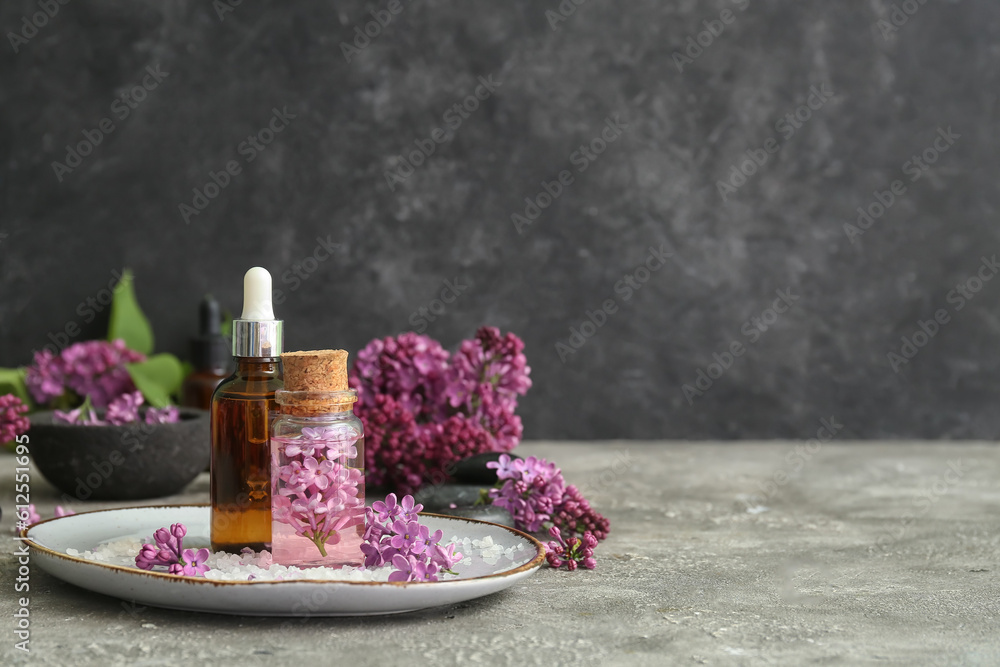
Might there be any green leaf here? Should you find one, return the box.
[0,367,29,405]
[108,268,154,355]
[127,354,183,408]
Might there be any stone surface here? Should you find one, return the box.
[2,2,1000,440]
[3,440,999,665]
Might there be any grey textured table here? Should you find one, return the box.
[2,441,998,666]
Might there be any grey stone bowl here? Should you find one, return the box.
[28,409,210,501]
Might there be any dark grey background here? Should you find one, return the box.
[1,0,997,440]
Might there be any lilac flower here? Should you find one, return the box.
[351,333,450,415]
[387,554,441,583]
[417,526,445,555]
[545,526,598,571]
[26,340,145,408]
[169,548,211,576]
[487,453,526,479]
[488,455,565,533]
[371,494,401,523]
[53,396,103,425]
[398,494,421,522]
[349,328,530,493]
[272,432,365,557]
[145,405,180,424]
[135,522,210,577]
[362,493,462,581]
[54,506,75,518]
[105,391,143,425]
[0,394,30,443]
[428,542,463,570]
[389,520,424,553]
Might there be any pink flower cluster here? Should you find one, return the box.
[0,394,29,443]
[53,391,179,426]
[135,523,210,576]
[350,327,531,493]
[545,526,597,571]
[488,453,610,542]
[488,454,565,532]
[361,493,463,582]
[26,340,145,408]
[272,426,365,557]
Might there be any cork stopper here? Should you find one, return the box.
[277,349,354,416]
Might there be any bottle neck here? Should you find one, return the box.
[233,357,282,378]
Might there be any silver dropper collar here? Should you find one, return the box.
[232,319,283,358]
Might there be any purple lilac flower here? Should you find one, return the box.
[105,391,143,425]
[388,554,441,583]
[53,397,103,425]
[145,405,180,424]
[443,327,531,450]
[26,339,145,408]
[169,548,211,576]
[362,493,463,581]
[0,394,30,443]
[349,328,531,493]
[488,454,566,533]
[545,526,598,571]
[350,332,450,415]
[134,523,210,576]
[24,349,66,404]
[272,426,365,557]
[551,484,611,542]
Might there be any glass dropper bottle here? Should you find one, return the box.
[210,267,284,554]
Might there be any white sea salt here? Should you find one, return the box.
[66,531,533,583]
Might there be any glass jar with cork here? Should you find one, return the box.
[269,349,365,568]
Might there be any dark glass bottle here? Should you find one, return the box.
[209,267,284,554]
[182,296,232,410]
[210,357,282,553]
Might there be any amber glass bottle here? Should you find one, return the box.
[182,296,232,411]
[210,267,284,554]
[210,357,282,553]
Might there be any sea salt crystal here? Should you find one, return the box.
[66,530,535,582]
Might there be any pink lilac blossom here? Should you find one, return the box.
[488,454,566,533]
[362,493,463,581]
[53,405,102,425]
[54,506,75,517]
[350,327,531,493]
[105,391,143,425]
[0,394,30,443]
[54,392,179,426]
[134,523,210,576]
[545,526,597,571]
[272,426,364,557]
[26,339,145,408]
[145,405,180,424]
[551,484,611,542]
[488,453,610,544]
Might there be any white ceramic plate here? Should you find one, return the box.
[22,505,545,616]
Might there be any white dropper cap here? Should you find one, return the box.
[232,267,283,358]
[240,267,275,320]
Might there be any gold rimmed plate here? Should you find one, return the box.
[22,505,545,616]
